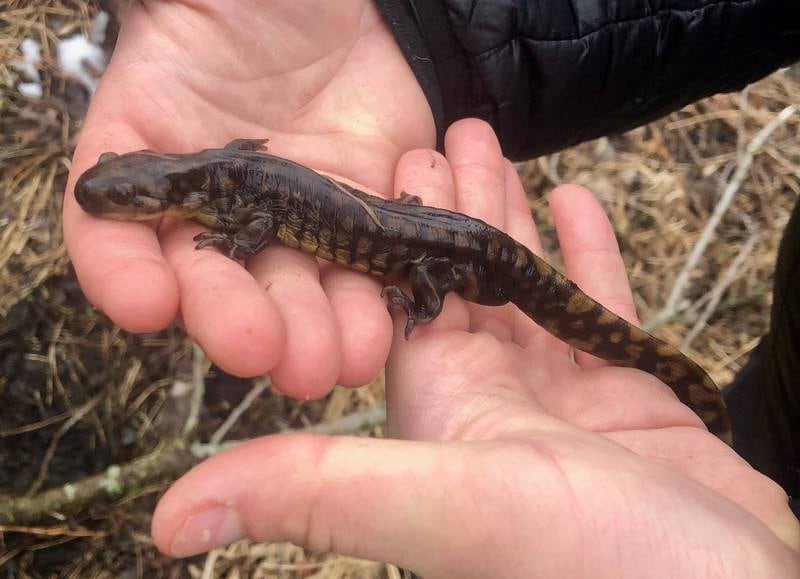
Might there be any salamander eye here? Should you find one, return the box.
[109,184,135,204]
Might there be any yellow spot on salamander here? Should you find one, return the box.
[318,228,332,247]
[514,246,529,269]
[609,332,623,343]
[300,233,319,254]
[371,252,389,270]
[278,225,300,248]
[335,248,352,264]
[568,334,603,352]
[657,343,678,357]
[195,211,222,228]
[628,326,650,342]
[356,237,372,256]
[317,246,334,261]
[336,229,350,249]
[534,256,554,277]
[655,361,688,381]
[597,310,618,325]
[625,343,644,358]
[570,319,585,330]
[566,293,594,314]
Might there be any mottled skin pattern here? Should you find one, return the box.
[74,139,732,444]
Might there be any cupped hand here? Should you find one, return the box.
[151,120,800,578]
[64,0,434,397]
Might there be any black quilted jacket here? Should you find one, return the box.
[374,0,800,159]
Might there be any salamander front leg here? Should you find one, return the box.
[397,191,423,205]
[382,257,464,339]
[194,211,276,259]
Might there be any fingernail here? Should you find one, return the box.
[170,506,244,557]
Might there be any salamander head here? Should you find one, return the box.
[74,150,211,220]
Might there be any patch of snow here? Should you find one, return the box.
[57,33,106,94]
[90,11,110,45]
[17,82,43,99]
[16,38,42,81]
[14,38,43,98]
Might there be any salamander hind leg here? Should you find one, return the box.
[382,256,464,339]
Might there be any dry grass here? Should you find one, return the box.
[1,1,798,577]
[520,75,799,386]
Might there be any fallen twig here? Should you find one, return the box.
[209,377,270,445]
[201,548,222,579]
[0,409,71,437]
[181,342,207,438]
[681,231,760,349]
[1,439,195,526]
[289,403,386,436]
[0,404,387,526]
[645,105,796,331]
[0,524,106,537]
[27,394,103,496]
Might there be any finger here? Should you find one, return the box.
[308,170,399,389]
[550,185,639,369]
[319,264,392,388]
[151,436,455,572]
[159,222,286,379]
[150,434,559,578]
[501,161,545,256]
[444,119,515,341]
[153,433,800,577]
[445,119,506,227]
[246,245,341,399]
[64,126,179,333]
[500,160,569,352]
[391,149,470,336]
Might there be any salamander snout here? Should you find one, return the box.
[74,150,175,218]
[74,167,151,216]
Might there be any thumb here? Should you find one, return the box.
[151,434,534,577]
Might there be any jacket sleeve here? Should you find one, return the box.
[373,0,800,160]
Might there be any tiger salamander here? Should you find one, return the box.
[74,138,732,443]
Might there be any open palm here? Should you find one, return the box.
[64,0,433,397]
[152,121,799,577]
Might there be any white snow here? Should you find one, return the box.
[57,33,106,94]
[17,38,42,81]
[14,38,42,98]
[90,11,110,45]
[17,82,43,99]
[15,11,111,98]
[56,11,110,94]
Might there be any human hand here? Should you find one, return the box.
[64,0,433,397]
[151,120,800,577]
